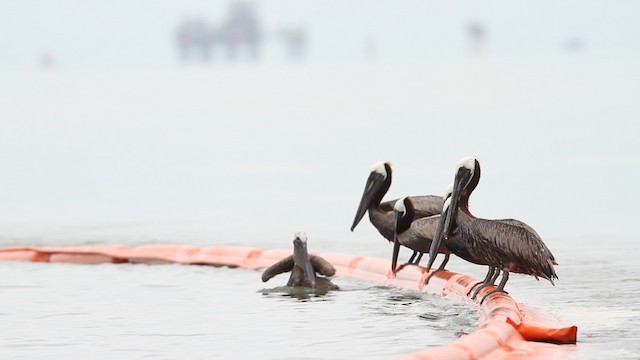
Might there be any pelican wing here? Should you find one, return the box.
[470,218,558,283]
[397,214,442,253]
[381,195,443,219]
[261,255,294,282]
[497,218,543,239]
[310,255,336,277]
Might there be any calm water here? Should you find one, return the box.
[1,250,477,359]
[1,234,639,359]
[508,235,640,360]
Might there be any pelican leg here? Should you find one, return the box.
[480,271,509,304]
[471,267,501,299]
[394,263,408,273]
[436,252,450,271]
[466,267,495,297]
[397,251,420,272]
[424,253,451,284]
[489,268,501,283]
[412,252,424,265]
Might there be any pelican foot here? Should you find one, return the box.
[424,269,443,284]
[471,283,496,300]
[392,263,411,276]
[394,263,410,273]
[465,281,484,297]
[479,288,509,305]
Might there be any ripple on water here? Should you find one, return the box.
[4,236,640,359]
[259,286,336,301]
[0,261,483,359]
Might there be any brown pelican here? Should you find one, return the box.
[423,183,499,294]
[427,184,533,298]
[351,161,443,264]
[427,157,558,302]
[261,231,338,290]
[391,196,451,275]
[429,195,499,296]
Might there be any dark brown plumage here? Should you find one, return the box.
[391,197,451,274]
[261,232,338,291]
[428,157,558,300]
[351,161,443,264]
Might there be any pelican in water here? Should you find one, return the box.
[351,161,443,265]
[391,196,452,275]
[426,157,558,302]
[261,231,338,290]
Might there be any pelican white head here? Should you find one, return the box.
[393,197,407,215]
[444,183,453,199]
[456,157,476,172]
[370,161,390,178]
[294,231,308,243]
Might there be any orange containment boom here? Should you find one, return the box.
[0,245,577,359]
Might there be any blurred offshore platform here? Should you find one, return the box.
[175,2,307,62]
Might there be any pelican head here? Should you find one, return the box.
[443,183,453,204]
[393,196,414,232]
[446,157,480,232]
[454,157,477,189]
[393,196,407,216]
[351,161,393,231]
[292,231,316,287]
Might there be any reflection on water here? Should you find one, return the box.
[260,286,334,301]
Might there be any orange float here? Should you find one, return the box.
[0,245,577,359]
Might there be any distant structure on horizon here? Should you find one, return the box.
[274,26,307,60]
[364,35,377,60]
[564,38,585,53]
[39,50,56,69]
[467,21,487,55]
[175,2,307,62]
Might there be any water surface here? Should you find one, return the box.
[2,260,477,359]
[1,234,639,359]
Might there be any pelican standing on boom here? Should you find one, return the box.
[391,196,452,275]
[426,157,558,302]
[351,161,443,265]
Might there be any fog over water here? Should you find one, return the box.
[0,60,638,242]
[1,1,639,359]
[1,1,638,241]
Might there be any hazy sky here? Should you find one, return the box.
[1,59,639,242]
[1,1,640,70]
[0,2,639,244]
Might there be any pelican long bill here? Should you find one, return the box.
[426,198,449,271]
[293,236,316,288]
[351,169,386,231]
[391,210,403,274]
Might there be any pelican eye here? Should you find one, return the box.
[456,156,476,172]
[294,231,308,242]
[443,183,453,199]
